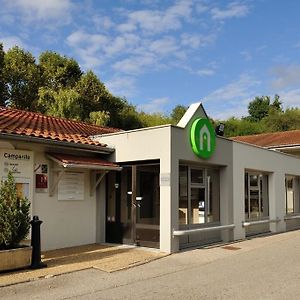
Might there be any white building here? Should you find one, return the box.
[1,103,300,253]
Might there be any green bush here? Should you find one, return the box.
[0,172,30,250]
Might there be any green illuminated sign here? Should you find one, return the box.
[190,118,216,159]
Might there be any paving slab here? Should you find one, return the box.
[0,244,167,287]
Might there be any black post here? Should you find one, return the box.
[30,216,47,269]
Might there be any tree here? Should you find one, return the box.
[138,111,171,127]
[38,87,81,120]
[39,51,82,91]
[0,172,30,249]
[222,117,265,137]
[247,95,283,122]
[89,111,110,126]
[271,94,283,112]
[170,105,187,124]
[247,96,271,122]
[263,107,300,132]
[0,43,7,106]
[4,46,40,111]
[75,70,112,121]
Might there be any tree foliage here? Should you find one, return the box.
[4,46,40,111]
[0,43,7,106]
[39,51,82,90]
[247,95,282,122]
[219,95,300,137]
[171,105,188,124]
[0,172,30,249]
[2,44,300,135]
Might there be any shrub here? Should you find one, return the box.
[0,172,30,250]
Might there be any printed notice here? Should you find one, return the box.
[58,172,85,201]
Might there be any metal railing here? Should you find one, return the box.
[173,224,235,237]
[284,214,300,221]
[242,218,280,227]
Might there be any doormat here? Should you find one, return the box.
[221,245,241,251]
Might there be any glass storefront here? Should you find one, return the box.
[244,172,269,220]
[179,165,220,226]
[106,163,160,248]
[285,175,300,215]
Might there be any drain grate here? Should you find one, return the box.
[221,245,241,251]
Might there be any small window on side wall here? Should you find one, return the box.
[245,172,269,220]
[285,175,300,215]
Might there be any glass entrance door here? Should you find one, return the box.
[135,165,160,248]
[106,164,160,248]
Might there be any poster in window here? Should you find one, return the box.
[35,164,48,193]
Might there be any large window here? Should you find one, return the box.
[245,172,269,220]
[179,165,220,226]
[285,175,300,215]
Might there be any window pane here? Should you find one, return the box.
[260,175,269,217]
[250,175,259,187]
[191,188,205,224]
[245,172,269,220]
[286,177,295,214]
[191,169,204,185]
[207,169,220,223]
[179,166,188,225]
[245,173,249,219]
[249,190,260,219]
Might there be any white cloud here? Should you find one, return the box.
[240,50,252,61]
[278,88,300,108]
[212,104,249,120]
[105,76,137,97]
[118,0,193,34]
[66,30,110,68]
[202,74,261,119]
[197,69,215,76]
[4,0,73,23]
[211,2,249,20]
[113,54,158,75]
[0,36,25,51]
[149,36,179,56]
[271,64,300,90]
[138,97,170,113]
[204,74,260,102]
[93,15,114,31]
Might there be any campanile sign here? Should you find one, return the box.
[190,118,216,159]
[0,149,33,177]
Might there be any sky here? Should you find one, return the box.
[0,0,300,120]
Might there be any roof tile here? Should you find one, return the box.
[0,107,121,148]
[231,130,300,148]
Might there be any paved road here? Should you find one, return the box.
[1,230,300,299]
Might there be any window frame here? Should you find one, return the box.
[179,165,220,227]
[245,171,269,221]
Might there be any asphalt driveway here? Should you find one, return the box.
[1,230,300,299]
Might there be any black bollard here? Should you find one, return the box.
[30,216,47,269]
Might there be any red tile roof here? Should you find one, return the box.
[231,130,300,148]
[0,107,120,148]
[47,153,121,170]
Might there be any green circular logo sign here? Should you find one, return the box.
[190,118,216,159]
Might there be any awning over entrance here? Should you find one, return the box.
[47,153,122,171]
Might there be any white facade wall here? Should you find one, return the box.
[0,140,100,251]
[232,141,300,236]
[100,126,176,252]
[100,119,300,253]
